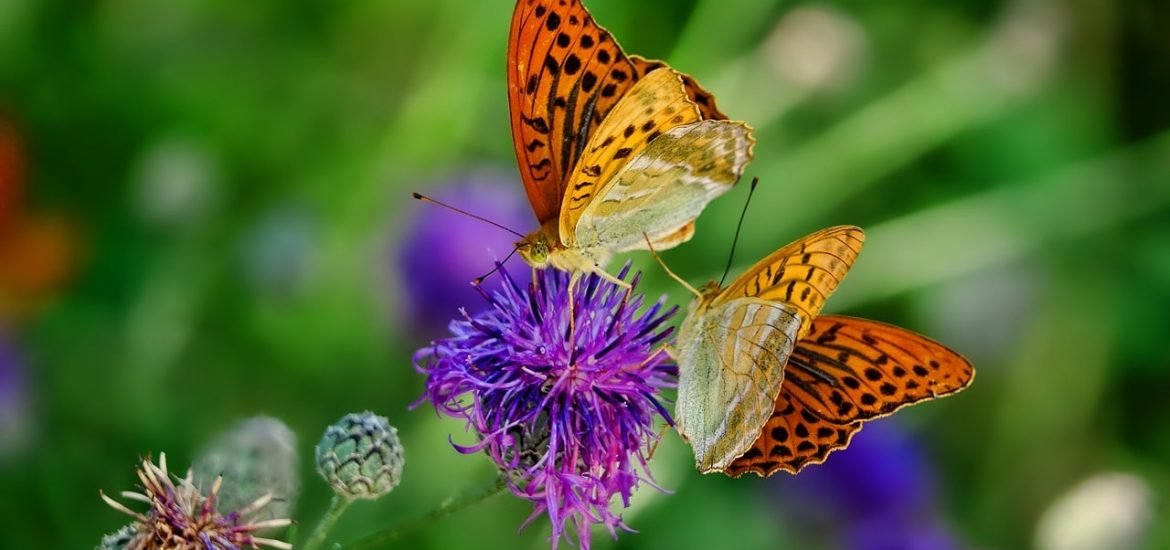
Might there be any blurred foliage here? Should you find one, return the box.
[1,0,1168,548]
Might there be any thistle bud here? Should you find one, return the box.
[315,412,404,500]
[95,525,136,550]
[194,416,299,521]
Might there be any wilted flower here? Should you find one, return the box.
[395,172,533,338]
[315,411,404,500]
[100,453,292,549]
[414,264,677,549]
[97,524,138,550]
[194,416,299,521]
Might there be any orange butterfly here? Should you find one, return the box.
[507,0,754,285]
[667,225,974,476]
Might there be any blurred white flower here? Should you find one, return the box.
[762,5,867,95]
[979,0,1068,96]
[133,137,220,229]
[1035,472,1154,550]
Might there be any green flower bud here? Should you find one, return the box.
[315,411,404,500]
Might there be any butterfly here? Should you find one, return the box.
[671,226,974,475]
[507,0,754,285]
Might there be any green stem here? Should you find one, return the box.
[303,495,354,550]
[343,476,508,549]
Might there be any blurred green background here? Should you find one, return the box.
[1,0,1168,548]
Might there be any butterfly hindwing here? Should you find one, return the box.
[783,315,975,423]
[629,57,727,121]
[723,315,974,477]
[724,390,862,478]
[558,68,702,241]
[565,85,754,251]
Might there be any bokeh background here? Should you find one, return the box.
[1,0,1168,548]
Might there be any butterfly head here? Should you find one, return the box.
[517,230,552,268]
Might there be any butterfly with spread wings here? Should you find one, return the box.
[672,226,974,475]
[507,0,755,285]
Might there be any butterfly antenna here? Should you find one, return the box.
[412,192,525,238]
[643,233,702,299]
[719,177,759,287]
[472,245,521,285]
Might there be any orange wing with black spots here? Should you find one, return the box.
[725,391,861,478]
[784,316,974,423]
[507,0,726,224]
[725,315,974,477]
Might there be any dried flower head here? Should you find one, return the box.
[100,453,292,549]
[414,264,677,549]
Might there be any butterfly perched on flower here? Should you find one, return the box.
[671,226,974,475]
[507,0,755,285]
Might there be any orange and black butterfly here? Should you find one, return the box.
[507,0,754,285]
[670,226,974,476]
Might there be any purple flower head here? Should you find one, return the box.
[414,264,677,549]
[396,172,534,338]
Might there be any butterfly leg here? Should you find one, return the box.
[593,265,631,289]
[567,270,581,342]
[647,423,672,460]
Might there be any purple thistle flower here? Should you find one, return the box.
[395,173,534,338]
[413,264,677,549]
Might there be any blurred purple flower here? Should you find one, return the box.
[0,328,30,458]
[414,264,676,549]
[775,421,960,549]
[396,173,533,338]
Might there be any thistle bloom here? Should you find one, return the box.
[414,264,676,549]
[101,453,292,549]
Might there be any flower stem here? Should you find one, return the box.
[304,494,353,550]
[343,476,508,549]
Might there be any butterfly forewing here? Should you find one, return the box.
[718,225,865,340]
[676,226,863,473]
[782,315,975,423]
[677,299,804,472]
